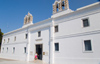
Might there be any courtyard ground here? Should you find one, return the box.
[0,58,46,64]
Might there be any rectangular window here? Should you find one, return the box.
[13,47,15,53]
[4,39,5,43]
[24,47,26,53]
[38,31,41,37]
[2,48,4,53]
[82,18,89,27]
[7,47,8,53]
[55,25,58,32]
[25,34,28,39]
[8,38,10,43]
[84,40,92,51]
[14,36,16,41]
[55,43,59,51]
[3,48,4,50]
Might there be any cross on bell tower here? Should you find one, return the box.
[53,0,69,14]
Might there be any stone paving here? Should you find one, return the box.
[0,58,47,64]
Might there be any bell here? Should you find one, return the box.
[56,4,59,8]
[62,1,64,6]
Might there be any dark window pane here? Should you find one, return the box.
[4,39,5,43]
[38,31,41,37]
[8,38,9,42]
[55,25,58,32]
[84,40,92,51]
[7,47,8,52]
[55,43,59,51]
[2,48,4,53]
[26,34,28,39]
[24,47,26,53]
[83,19,89,27]
[7,47,8,50]
[13,47,15,53]
[3,48,4,50]
[14,36,16,41]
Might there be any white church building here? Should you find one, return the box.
[1,0,100,64]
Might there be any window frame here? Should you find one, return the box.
[14,36,16,41]
[24,47,27,53]
[25,34,28,39]
[38,31,41,37]
[2,47,4,53]
[55,25,59,33]
[8,38,10,43]
[13,47,15,53]
[55,43,59,51]
[83,39,93,53]
[82,18,90,27]
[3,39,5,43]
[7,47,8,53]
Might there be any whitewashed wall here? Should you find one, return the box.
[0,2,100,64]
[54,33,100,64]
[52,2,100,64]
[1,28,28,61]
[29,27,50,63]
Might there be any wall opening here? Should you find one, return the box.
[56,4,59,12]
[36,44,43,60]
[62,1,65,10]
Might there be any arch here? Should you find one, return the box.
[28,16,30,23]
[24,17,27,24]
[62,1,65,10]
[26,18,27,23]
[56,3,59,12]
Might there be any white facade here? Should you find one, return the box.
[0,1,100,64]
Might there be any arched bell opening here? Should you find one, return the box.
[62,1,65,10]
[27,16,30,23]
[53,0,70,14]
[28,16,30,23]
[56,4,59,12]
[24,17,27,24]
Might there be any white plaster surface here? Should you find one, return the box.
[0,2,100,64]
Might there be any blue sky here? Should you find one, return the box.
[0,0,98,33]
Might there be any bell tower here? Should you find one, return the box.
[22,12,33,28]
[53,0,70,14]
[52,0,73,18]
